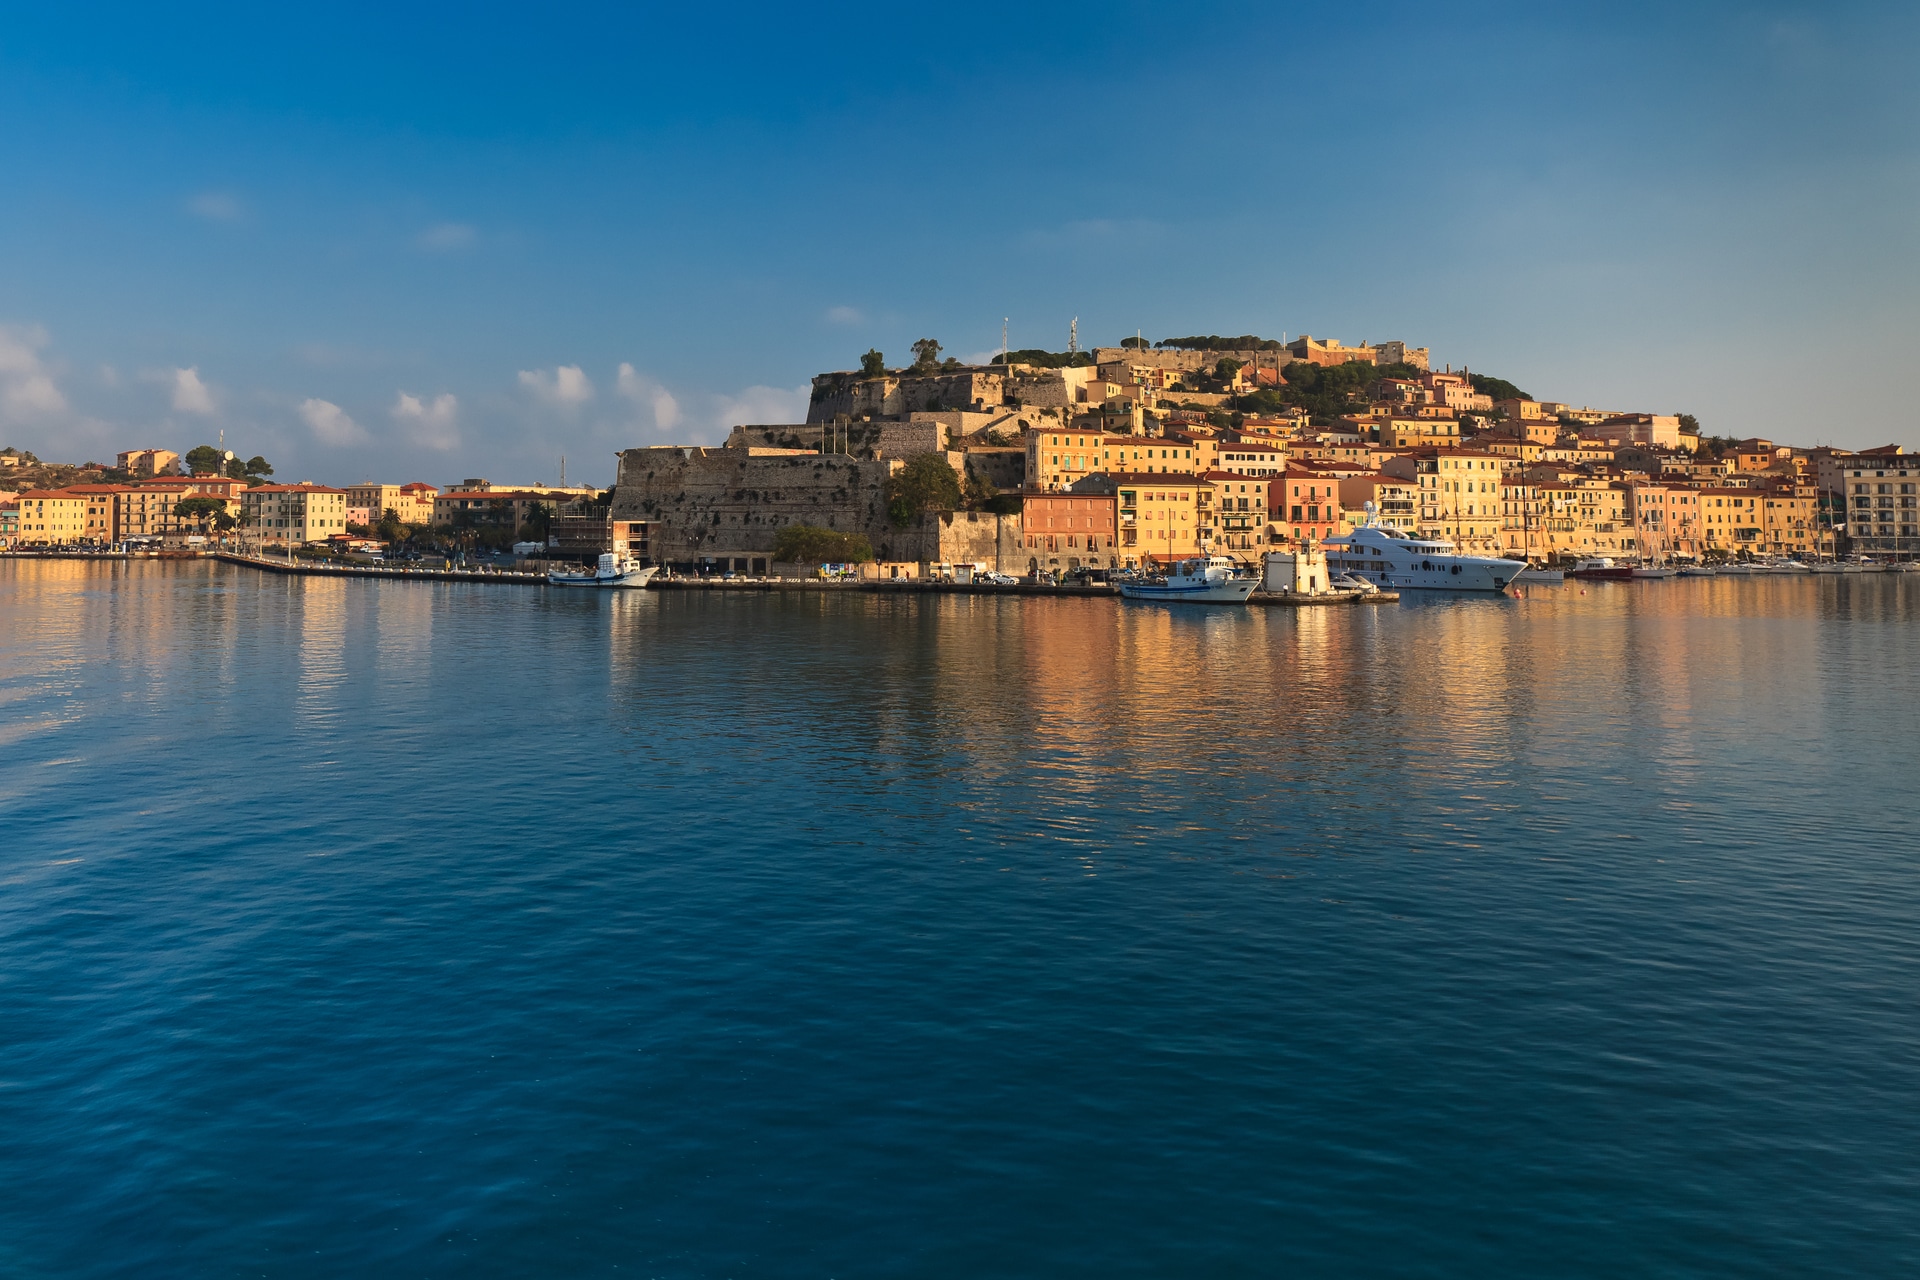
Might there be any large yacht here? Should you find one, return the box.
[1323,524,1520,593]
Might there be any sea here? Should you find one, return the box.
[3,560,1917,1278]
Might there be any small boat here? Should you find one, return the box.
[1716,562,1759,575]
[1118,555,1258,604]
[1807,561,1848,575]
[548,552,658,589]
[1571,557,1634,581]
[1677,565,1717,578]
[1514,565,1565,584]
[1331,571,1381,594]
[1630,565,1678,579]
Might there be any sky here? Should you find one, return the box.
[1,1,1916,487]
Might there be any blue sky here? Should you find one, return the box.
[2,1,1915,486]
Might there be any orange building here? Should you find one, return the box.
[1021,490,1118,572]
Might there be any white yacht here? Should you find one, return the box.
[1323,524,1520,593]
[548,552,658,589]
[1117,556,1259,604]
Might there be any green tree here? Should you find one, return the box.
[860,348,887,377]
[1678,413,1701,435]
[911,338,943,371]
[243,455,274,481]
[1466,372,1529,403]
[518,501,555,544]
[184,445,222,475]
[376,507,405,544]
[173,497,227,530]
[887,453,962,527]
[772,523,874,564]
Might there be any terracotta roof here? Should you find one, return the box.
[245,484,348,494]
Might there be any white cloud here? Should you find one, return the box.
[416,222,478,252]
[712,383,810,432]
[518,364,594,406]
[391,390,459,450]
[299,397,369,446]
[616,362,680,431]
[98,364,120,387]
[823,305,864,325]
[171,366,216,414]
[188,191,243,222]
[0,325,69,418]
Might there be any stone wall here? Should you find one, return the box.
[807,370,1008,423]
[609,444,1019,568]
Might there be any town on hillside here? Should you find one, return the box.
[4,332,1915,575]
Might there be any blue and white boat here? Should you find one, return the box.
[548,552,658,589]
[1117,555,1258,604]
[1323,523,1519,593]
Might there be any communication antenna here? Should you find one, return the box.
[1069,317,1079,354]
[1002,318,1009,366]
[560,455,566,487]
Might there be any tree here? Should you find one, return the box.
[911,338,943,371]
[887,453,962,527]
[184,445,222,475]
[173,497,227,530]
[518,502,555,544]
[1466,372,1529,403]
[772,523,874,565]
[376,507,405,544]
[244,455,273,480]
[1678,414,1701,435]
[860,349,887,377]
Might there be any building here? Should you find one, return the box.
[547,510,658,564]
[116,448,179,478]
[433,489,576,530]
[1340,473,1419,532]
[1758,483,1822,557]
[1112,473,1210,564]
[1284,335,1377,367]
[1021,489,1118,571]
[1203,472,1272,556]
[1272,467,1345,547]
[117,477,246,540]
[1024,431,1203,491]
[0,500,18,546]
[242,484,351,544]
[346,482,439,525]
[1842,452,1919,555]
[12,489,94,544]
[1381,449,1507,554]
[1215,441,1288,476]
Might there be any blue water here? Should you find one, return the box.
[3,561,1918,1277]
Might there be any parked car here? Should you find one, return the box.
[979,571,1019,586]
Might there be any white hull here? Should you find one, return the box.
[1325,527,1518,593]
[1118,579,1258,604]
[1515,567,1565,583]
[548,563,659,589]
[1631,567,1678,579]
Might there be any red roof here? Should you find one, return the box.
[246,484,348,494]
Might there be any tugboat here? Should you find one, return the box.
[1117,555,1258,604]
[548,552,658,589]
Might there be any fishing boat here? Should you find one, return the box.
[548,552,658,589]
[1117,556,1258,604]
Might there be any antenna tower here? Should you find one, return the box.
[1069,317,1079,354]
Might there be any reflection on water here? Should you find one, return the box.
[3,561,1919,1277]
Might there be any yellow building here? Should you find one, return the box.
[243,484,351,544]
[1025,431,1201,491]
[1203,471,1271,557]
[1382,448,1507,554]
[1759,484,1821,556]
[1113,472,1210,564]
[1698,487,1763,556]
[14,489,94,544]
[346,481,439,525]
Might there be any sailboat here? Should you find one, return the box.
[1628,481,1676,577]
